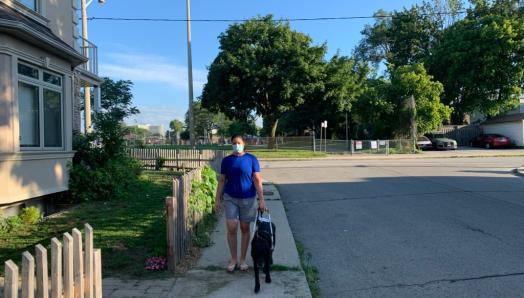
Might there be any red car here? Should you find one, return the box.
[470,134,511,149]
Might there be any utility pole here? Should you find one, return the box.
[186,0,195,147]
[81,0,91,133]
[345,112,348,151]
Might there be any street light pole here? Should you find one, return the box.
[186,0,195,147]
[81,0,91,133]
[80,0,104,133]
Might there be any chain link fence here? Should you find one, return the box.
[127,136,416,155]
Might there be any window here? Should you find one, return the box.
[17,0,37,11]
[43,89,62,147]
[18,82,40,147]
[17,62,63,150]
[18,64,39,79]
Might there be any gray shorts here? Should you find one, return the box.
[223,193,257,222]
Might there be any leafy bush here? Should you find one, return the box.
[0,216,23,233]
[19,207,41,225]
[155,157,166,171]
[68,78,142,203]
[189,166,218,215]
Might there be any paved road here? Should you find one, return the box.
[262,157,524,297]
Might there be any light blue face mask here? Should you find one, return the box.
[232,144,244,153]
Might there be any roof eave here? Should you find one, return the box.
[0,19,87,66]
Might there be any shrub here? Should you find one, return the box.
[189,166,218,215]
[155,157,166,171]
[19,206,42,225]
[0,216,23,233]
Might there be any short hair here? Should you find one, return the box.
[230,134,245,143]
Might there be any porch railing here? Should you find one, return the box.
[77,36,99,75]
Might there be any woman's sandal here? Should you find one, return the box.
[226,262,237,273]
[239,263,249,272]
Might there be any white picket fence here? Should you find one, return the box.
[3,224,102,298]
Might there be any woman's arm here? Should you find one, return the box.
[253,172,266,211]
[214,174,227,213]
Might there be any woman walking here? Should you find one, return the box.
[215,134,265,272]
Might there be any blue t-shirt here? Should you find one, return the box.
[221,153,260,199]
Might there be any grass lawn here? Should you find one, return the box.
[0,172,175,278]
[248,149,327,159]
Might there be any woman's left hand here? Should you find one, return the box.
[258,199,266,212]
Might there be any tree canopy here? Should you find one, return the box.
[428,0,524,121]
[201,15,326,137]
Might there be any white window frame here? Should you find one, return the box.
[17,61,64,151]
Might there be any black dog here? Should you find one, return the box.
[251,213,276,293]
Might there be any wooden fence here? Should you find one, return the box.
[439,125,482,146]
[165,151,225,271]
[127,148,227,170]
[3,224,102,298]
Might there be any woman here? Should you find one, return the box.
[215,134,266,272]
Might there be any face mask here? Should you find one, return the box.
[232,144,244,153]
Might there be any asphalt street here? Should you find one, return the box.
[261,157,524,297]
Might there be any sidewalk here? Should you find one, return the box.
[102,183,312,298]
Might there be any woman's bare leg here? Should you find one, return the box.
[239,221,251,264]
[227,219,238,266]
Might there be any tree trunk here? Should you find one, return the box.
[268,119,279,149]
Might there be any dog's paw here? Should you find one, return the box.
[265,275,272,284]
[254,284,260,293]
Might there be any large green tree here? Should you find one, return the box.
[388,64,452,136]
[355,1,463,68]
[201,15,326,138]
[428,0,524,121]
[269,55,369,138]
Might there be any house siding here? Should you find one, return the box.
[0,0,79,208]
[483,121,524,147]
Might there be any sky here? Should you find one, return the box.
[85,0,425,131]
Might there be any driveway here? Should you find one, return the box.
[262,157,524,297]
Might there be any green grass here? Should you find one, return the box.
[248,149,327,159]
[296,241,321,298]
[0,173,174,278]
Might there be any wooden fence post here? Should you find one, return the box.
[51,238,62,298]
[93,249,102,298]
[84,224,94,298]
[4,260,18,298]
[72,228,84,298]
[63,233,74,298]
[22,251,35,298]
[35,244,49,298]
[166,196,175,271]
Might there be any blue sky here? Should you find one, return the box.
[85,0,425,130]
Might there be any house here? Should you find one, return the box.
[0,0,102,215]
[482,96,524,147]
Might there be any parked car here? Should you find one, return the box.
[416,136,433,150]
[426,133,458,150]
[470,134,511,149]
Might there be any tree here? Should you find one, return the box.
[355,1,461,68]
[169,119,184,134]
[100,78,139,121]
[201,15,326,138]
[185,101,230,139]
[428,0,524,121]
[388,64,452,136]
[268,54,369,138]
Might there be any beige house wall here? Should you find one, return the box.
[0,32,75,206]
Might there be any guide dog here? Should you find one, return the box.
[251,211,276,293]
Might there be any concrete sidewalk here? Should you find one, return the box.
[102,183,312,298]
